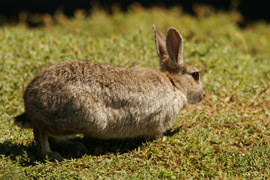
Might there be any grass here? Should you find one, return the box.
[1,6,270,179]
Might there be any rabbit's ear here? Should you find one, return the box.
[153,25,168,64]
[166,28,184,67]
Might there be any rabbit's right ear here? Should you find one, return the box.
[166,28,184,68]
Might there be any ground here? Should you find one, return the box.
[0,6,270,179]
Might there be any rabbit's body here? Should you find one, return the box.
[15,25,204,161]
[23,60,186,139]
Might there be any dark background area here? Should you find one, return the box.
[0,0,268,27]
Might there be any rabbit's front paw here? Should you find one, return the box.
[145,133,167,141]
[154,134,167,141]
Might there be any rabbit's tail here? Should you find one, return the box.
[14,112,33,129]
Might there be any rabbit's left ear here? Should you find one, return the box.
[153,25,168,65]
[166,28,184,67]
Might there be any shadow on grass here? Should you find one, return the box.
[0,140,38,166]
[0,137,147,166]
[164,126,182,137]
[0,127,182,166]
[57,137,147,158]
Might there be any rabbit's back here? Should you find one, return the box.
[24,60,186,138]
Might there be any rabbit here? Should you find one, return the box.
[14,25,204,161]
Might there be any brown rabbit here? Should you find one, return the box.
[14,25,204,161]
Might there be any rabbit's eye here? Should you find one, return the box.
[191,72,200,81]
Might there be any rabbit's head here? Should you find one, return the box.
[153,25,204,104]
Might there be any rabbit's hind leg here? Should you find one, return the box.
[33,126,63,161]
[51,137,88,156]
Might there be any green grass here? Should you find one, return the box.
[1,6,270,179]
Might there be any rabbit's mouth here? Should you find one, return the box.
[187,90,205,104]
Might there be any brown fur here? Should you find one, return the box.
[14,25,204,161]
